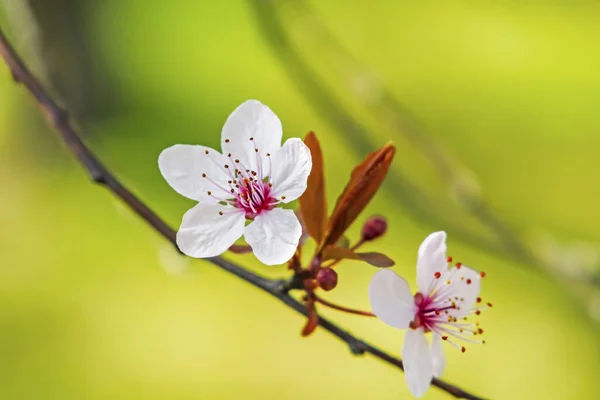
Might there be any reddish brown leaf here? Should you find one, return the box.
[299,132,328,243]
[322,246,395,268]
[228,244,252,254]
[320,143,396,250]
[301,301,319,337]
[355,252,395,268]
[322,246,362,261]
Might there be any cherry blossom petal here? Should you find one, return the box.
[244,208,301,265]
[448,265,482,318]
[270,138,312,203]
[176,204,245,258]
[369,269,416,329]
[159,145,231,202]
[402,328,433,398]
[431,334,446,378]
[417,231,448,294]
[221,100,282,177]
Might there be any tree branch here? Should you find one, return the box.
[0,26,485,400]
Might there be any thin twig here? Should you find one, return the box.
[313,293,376,317]
[0,26,485,400]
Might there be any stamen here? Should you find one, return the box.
[255,148,264,180]
[267,154,273,184]
[433,325,484,345]
[203,175,238,197]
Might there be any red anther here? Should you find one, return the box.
[487,302,493,308]
[461,346,466,353]
[475,310,481,315]
[455,262,462,269]
[442,336,448,341]
[447,256,453,263]
[480,271,486,278]
[466,279,472,284]
[477,328,484,334]
[434,272,441,279]
[476,297,482,303]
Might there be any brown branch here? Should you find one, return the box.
[0,26,485,400]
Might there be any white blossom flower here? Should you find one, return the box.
[369,231,488,398]
[158,100,312,265]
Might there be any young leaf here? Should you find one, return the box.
[322,246,395,268]
[301,300,319,336]
[299,132,328,243]
[354,252,395,268]
[320,143,396,250]
[228,244,253,254]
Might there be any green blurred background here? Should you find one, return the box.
[1,1,600,399]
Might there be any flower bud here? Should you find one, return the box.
[316,267,338,291]
[361,215,387,241]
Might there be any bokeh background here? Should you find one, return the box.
[1,1,600,399]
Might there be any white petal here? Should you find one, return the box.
[416,231,448,294]
[431,334,446,378]
[402,328,433,398]
[270,138,312,203]
[244,208,301,265]
[158,144,231,202]
[176,203,245,258]
[449,265,482,318]
[221,100,282,177]
[368,269,416,329]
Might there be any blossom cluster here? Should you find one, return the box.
[159,100,488,398]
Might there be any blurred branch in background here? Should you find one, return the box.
[0,26,485,400]
[1,0,113,123]
[248,0,600,300]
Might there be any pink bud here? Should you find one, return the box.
[361,215,387,241]
[316,268,338,291]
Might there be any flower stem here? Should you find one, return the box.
[313,294,375,317]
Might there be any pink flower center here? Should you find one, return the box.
[200,139,282,219]
[409,258,489,353]
[234,178,277,219]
